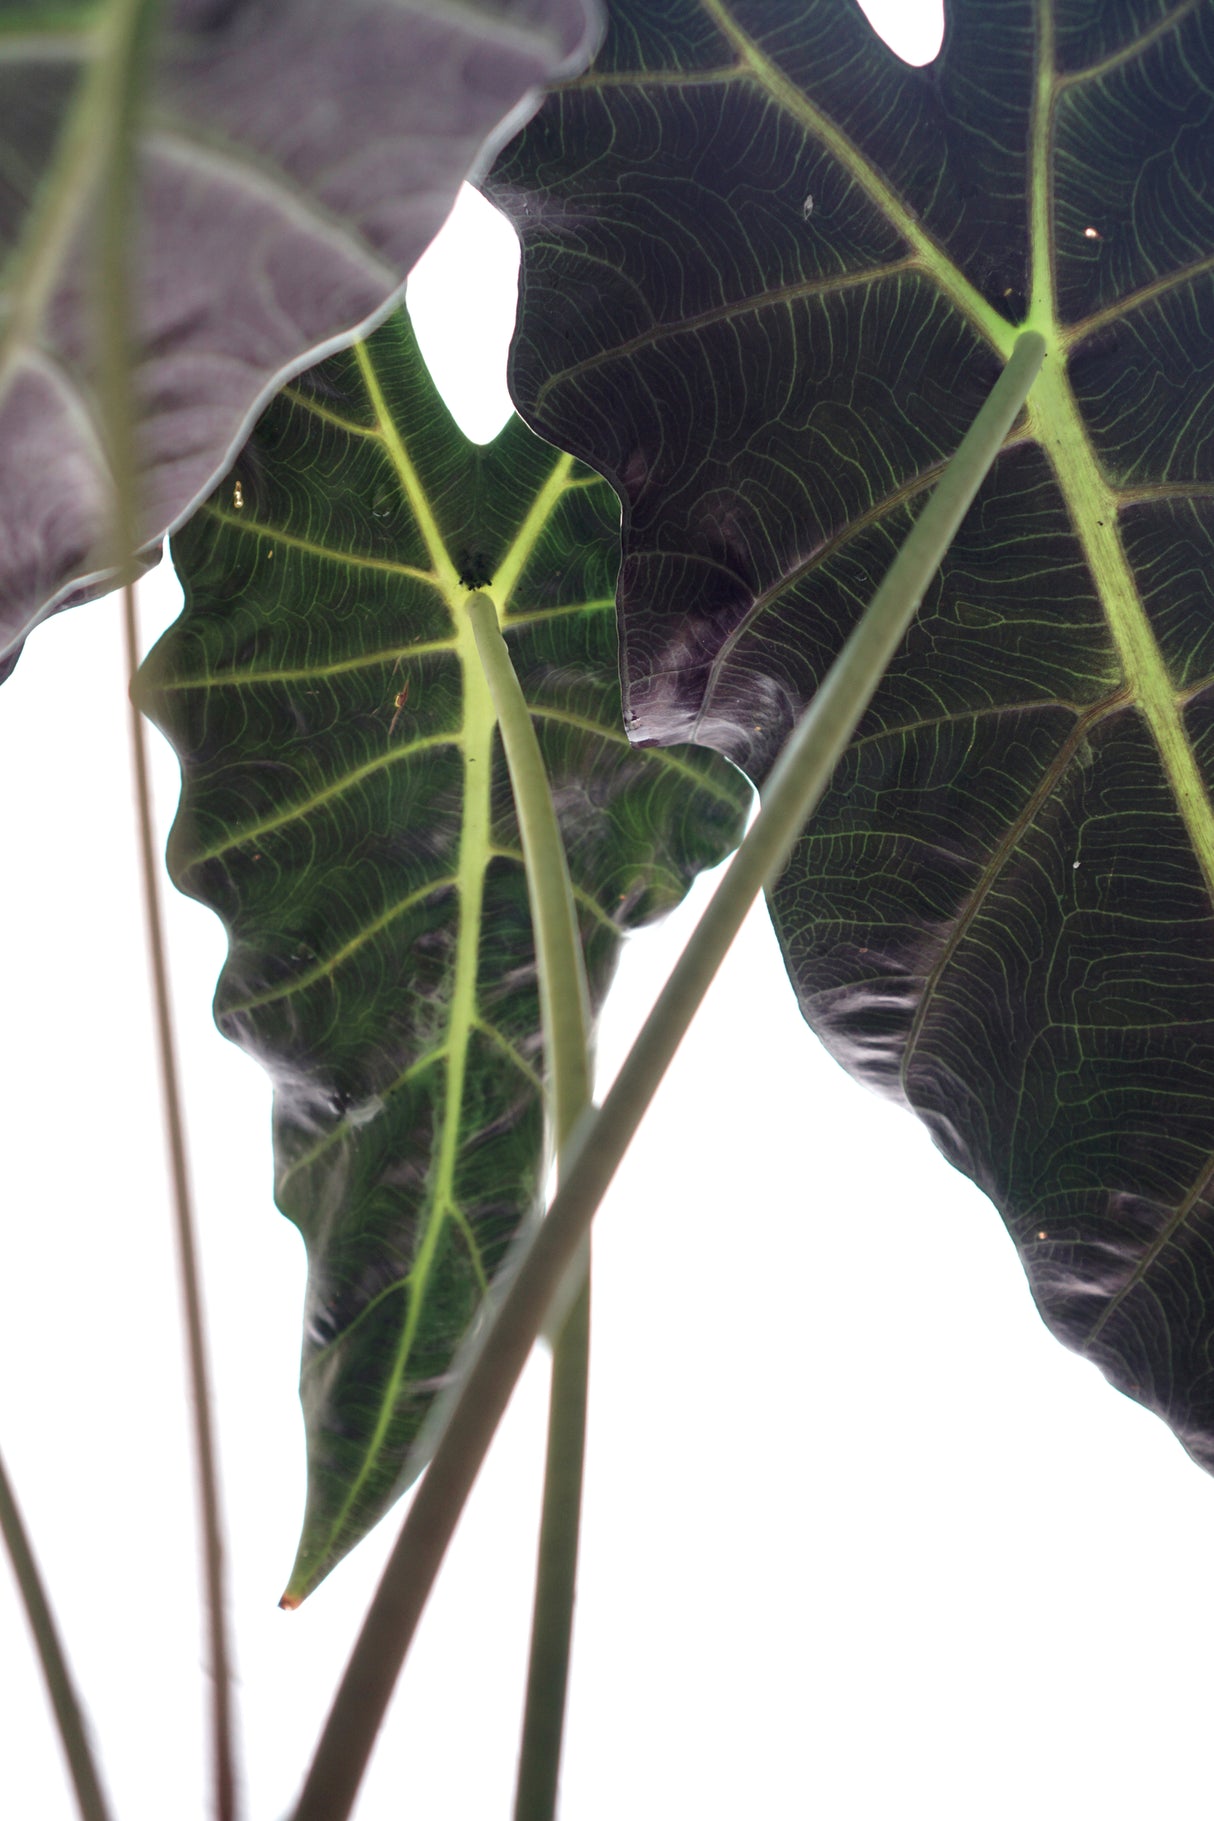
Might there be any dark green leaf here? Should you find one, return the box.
[487,0,1214,1465]
[137,306,749,1601]
[0,0,599,673]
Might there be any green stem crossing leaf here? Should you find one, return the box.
[137,304,749,1600]
[466,586,593,1821]
[291,330,1041,1821]
[487,0,1214,1466]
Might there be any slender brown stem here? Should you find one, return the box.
[0,1445,114,1821]
[96,0,240,1805]
[123,586,240,1821]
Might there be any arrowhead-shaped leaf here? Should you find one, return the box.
[486,2,1214,1464]
[0,0,599,675]
[137,306,748,1600]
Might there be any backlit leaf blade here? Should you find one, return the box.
[486,1,1214,1465]
[0,0,599,674]
[137,306,748,1601]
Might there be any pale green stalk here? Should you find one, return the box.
[464,592,594,1821]
[0,1447,114,1821]
[480,597,596,1821]
[513,1271,590,1821]
[466,591,593,1145]
[292,330,1045,1821]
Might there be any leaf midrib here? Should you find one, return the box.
[569,3,1214,1296]
[881,5,1214,1150]
[289,345,585,1584]
[295,342,488,1564]
[1022,1,1214,907]
[687,0,1214,963]
[587,0,1214,922]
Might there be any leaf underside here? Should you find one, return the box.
[487,0,1214,1466]
[0,0,599,674]
[137,306,749,1600]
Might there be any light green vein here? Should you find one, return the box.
[300,1190,489,1376]
[697,0,1012,354]
[569,60,740,91]
[354,341,460,587]
[473,1018,544,1092]
[200,502,435,583]
[188,732,460,863]
[297,344,514,1563]
[503,594,615,628]
[1066,251,1214,346]
[276,1046,445,1199]
[846,695,1098,750]
[493,449,577,606]
[488,845,623,936]
[1029,334,1214,907]
[532,257,917,416]
[899,689,1132,1095]
[222,875,461,1013]
[1082,1151,1214,1350]
[158,636,456,693]
[696,453,951,715]
[1057,0,1205,88]
[452,1202,490,1296]
[526,701,744,804]
[279,385,383,438]
[1025,0,1214,904]
[1116,481,1214,508]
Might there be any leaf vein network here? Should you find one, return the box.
[1069,251,1214,345]
[200,504,435,583]
[275,1042,450,1197]
[192,733,461,862]
[472,1017,544,1091]
[1056,0,1207,89]
[898,689,1133,1097]
[221,874,462,1012]
[1080,1148,1214,1351]
[488,845,624,935]
[158,636,455,692]
[532,258,917,413]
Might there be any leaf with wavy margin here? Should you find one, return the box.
[136,304,749,1600]
[485,0,1214,1468]
[0,0,599,678]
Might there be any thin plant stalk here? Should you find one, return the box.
[99,1,239,1812]
[292,329,1045,1821]
[123,585,240,1821]
[513,1272,590,1821]
[466,590,593,1145]
[468,590,593,1821]
[0,1447,114,1821]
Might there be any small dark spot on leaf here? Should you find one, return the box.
[457,547,494,589]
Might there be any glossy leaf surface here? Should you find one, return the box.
[137,307,748,1600]
[487,0,1214,1465]
[0,0,598,675]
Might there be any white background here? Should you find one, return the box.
[5,3,1214,1817]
